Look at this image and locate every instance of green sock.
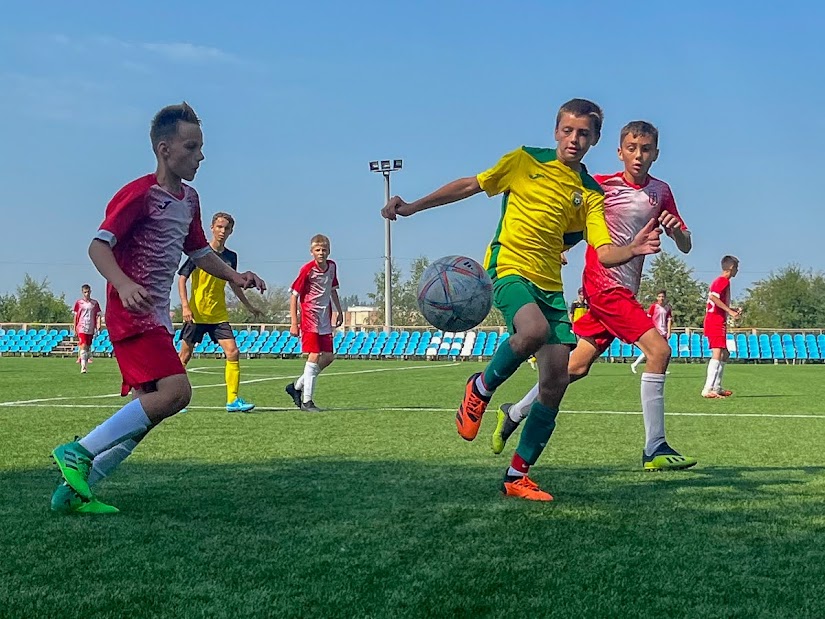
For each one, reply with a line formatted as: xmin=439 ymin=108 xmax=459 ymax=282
xmin=482 ymin=339 xmax=529 ymax=391
xmin=515 ymin=401 xmax=559 ymax=465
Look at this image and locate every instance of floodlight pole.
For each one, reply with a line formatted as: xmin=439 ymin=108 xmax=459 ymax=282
xmin=383 ymin=171 xmax=393 ymax=334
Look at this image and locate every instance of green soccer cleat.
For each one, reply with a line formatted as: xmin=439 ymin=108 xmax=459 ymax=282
xmin=643 ymin=442 xmax=698 ymax=472
xmin=51 ymin=441 xmax=94 ymax=500
xmin=50 ymin=483 xmax=119 ymax=515
xmin=491 ymin=404 xmax=520 ymax=455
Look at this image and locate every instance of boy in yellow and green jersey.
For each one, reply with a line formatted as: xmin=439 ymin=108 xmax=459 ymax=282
xmin=382 ymin=98 xmax=663 ymax=501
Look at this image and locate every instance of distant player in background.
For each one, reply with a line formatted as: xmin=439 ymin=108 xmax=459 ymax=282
xmin=631 ymin=289 xmax=672 ymax=374
xmin=702 ymin=255 xmax=740 ymax=398
xmin=568 ymin=287 xmax=589 ymax=324
xmin=73 ymin=284 xmax=102 ymax=374
xmin=178 ymin=211 xmax=263 ymax=413
xmin=50 ymin=102 xmax=266 ymax=515
xmin=493 ymin=120 xmax=697 ymax=473
xmin=285 ymin=234 xmax=343 ymax=412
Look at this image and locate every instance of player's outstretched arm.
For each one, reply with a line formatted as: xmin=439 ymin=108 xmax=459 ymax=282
xmin=596 ymin=218 xmax=662 ymax=268
xmin=708 ymin=295 xmax=741 ymax=318
xmin=659 ymin=212 xmax=692 ymax=253
xmin=193 ymin=252 xmax=266 ymax=293
xmin=229 ymin=282 xmax=264 ymax=318
xmin=89 ymin=239 xmax=152 ymax=313
xmin=381 ymin=177 xmax=482 ymax=220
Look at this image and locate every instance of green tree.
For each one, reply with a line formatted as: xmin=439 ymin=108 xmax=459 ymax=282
xmin=741 ymin=265 xmax=825 ymax=328
xmin=0 ymin=293 xmax=18 ymax=322
xmin=226 ymin=286 xmax=292 ymax=324
xmin=10 ymin=275 xmax=72 ymax=323
xmin=638 ymin=252 xmax=706 ymax=328
xmin=339 ymin=294 xmax=367 ymax=310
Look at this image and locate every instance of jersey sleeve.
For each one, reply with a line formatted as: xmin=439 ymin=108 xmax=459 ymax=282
xmin=647 ymin=304 xmax=656 ymax=317
xmin=178 ymin=257 xmax=198 ymax=278
xmin=183 ymin=198 xmax=210 ymax=257
xmin=583 ymin=192 xmax=613 ymax=249
xmin=227 ymin=250 xmax=238 ymax=271
xmin=331 ymin=261 xmax=339 ymax=289
xmin=660 ymin=183 xmax=688 ymax=232
xmin=290 ymin=264 xmax=310 ymax=298
xmin=72 ymin=301 xmax=79 ymax=314
xmin=476 ymin=148 xmax=523 ymax=197
xmin=709 ymin=277 xmax=729 ymax=298
xmin=95 ymin=180 xmax=151 ymax=248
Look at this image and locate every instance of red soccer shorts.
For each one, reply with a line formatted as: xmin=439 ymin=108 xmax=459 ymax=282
xmin=77 ymin=333 xmax=93 ymax=347
xmin=573 ymin=287 xmax=656 ymax=353
xmin=301 ymin=331 xmax=333 ymax=354
xmin=703 ymin=321 xmax=727 ymax=350
xmin=112 ymin=326 xmax=186 ymax=396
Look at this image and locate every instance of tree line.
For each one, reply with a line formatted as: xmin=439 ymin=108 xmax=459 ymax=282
xmin=3 ymin=256 xmax=825 ymax=330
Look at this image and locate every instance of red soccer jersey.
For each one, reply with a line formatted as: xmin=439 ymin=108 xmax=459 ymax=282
xmin=648 ymin=302 xmax=672 ymax=337
xmin=583 ymin=173 xmax=687 ymax=295
xmin=704 ymin=276 xmax=731 ymax=329
xmin=291 ymin=260 xmax=339 ymax=335
xmin=73 ymin=298 xmax=102 ymax=335
xmin=95 ymin=174 xmax=210 ymax=342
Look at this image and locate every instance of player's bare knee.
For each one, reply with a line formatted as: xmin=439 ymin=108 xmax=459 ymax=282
xmin=226 ymin=349 xmax=240 ymax=362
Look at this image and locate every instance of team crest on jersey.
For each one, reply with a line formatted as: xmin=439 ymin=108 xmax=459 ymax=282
xmin=647 ymin=190 xmax=658 ymax=206
xmin=572 ymin=192 xmax=583 ymax=207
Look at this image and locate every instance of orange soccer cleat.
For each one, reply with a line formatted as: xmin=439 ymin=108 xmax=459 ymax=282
xmin=501 ymin=475 xmax=554 ymax=502
xmin=455 ymin=373 xmax=491 ymax=441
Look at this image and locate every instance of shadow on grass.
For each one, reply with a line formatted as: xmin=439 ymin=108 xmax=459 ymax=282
xmin=2 ymin=460 xmax=824 ymax=619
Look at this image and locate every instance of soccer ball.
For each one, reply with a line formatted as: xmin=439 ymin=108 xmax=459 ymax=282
xmin=417 ymin=255 xmax=493 ymax=331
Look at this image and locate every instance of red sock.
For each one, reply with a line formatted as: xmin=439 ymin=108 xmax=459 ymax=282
xmin=509 ymin=452 xmax=530 ymax=476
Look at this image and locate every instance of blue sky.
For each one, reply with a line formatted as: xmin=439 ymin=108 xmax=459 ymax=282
xmin=1 ymin=0 xmax=823 ymax=309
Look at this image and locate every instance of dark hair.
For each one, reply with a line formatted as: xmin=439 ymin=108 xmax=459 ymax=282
xmin=556 ymin=98 xmax=603 ymax=140
xmin=81 ymin=284 xmax=91 ymax=291
xmin=620 ymin=120 xmax=659 ymax=147
xmin=721 ymin=255 xmax=739 ymax=270
xmin=212 ymin=212 xmax=235 ymax=228
xmin=150 ymin=102 xmax=200 ymax=151
xmin=657 ymin=289 xmax=667 ymax=296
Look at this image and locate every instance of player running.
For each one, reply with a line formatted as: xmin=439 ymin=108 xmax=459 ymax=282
xmin=178 ymin=211 xmax=263 ymax=413
xmin=493 ymin=121 xmax=697 ymax=473
xmin=72 ymin=284 xmax=102 ymax=374
xmin=49 ymin=102 xmax=265 ymax=514
xmin=383 ymin=100 xmax=662 ymax=501
xmin=284 ymin=234 xmax=343 ymax=412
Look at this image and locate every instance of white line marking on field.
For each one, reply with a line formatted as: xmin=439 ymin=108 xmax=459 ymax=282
xmin=4 ymin=402 xmax=825 ymax=420
xmin=0 ymin=363 xmax=460 ymax=407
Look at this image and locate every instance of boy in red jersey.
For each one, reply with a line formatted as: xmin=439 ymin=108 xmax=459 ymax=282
xmin=494 ymin=121 xmax=697 ymax=472
xmin=701 ymin=255 xmax=740 ymax=398
xmin=72 ymin=284 xmax=102 ymax=374
xmin=285 ymin=234 xmax=343 ymax=412
xmin=50 ymin=102 xmax=266 ymax=514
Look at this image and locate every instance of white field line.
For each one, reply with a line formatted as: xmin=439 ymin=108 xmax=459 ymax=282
xmin=0 ymin=363 xmax=460 ymax=407
xmin=4 ymin=402 xmax=825 ymax=420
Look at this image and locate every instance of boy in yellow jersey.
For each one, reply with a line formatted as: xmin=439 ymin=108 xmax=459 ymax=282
xmin=178 ymin=212 xmax=263 ymax=413
xmin=382 ymin=99 xmax=662 ymax=501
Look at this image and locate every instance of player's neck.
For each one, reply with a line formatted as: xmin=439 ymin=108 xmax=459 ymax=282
xmin=622 ymin=170 xmax=649 ymax=187
xmin=315 ymin=259 xmax=328 ymax=270
xmin=155 ymin=166 xmax=184 ymax=198
xmin=210 ymin=238 xmax=225 ymax=252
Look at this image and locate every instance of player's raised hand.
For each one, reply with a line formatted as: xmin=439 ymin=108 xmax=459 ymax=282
xmin=658 ymin=211 xmax=682 ymax=235
xmin=118 ymin=281 xmax=152 ymax=313
xmin=235 ymin=271 xmax=267 ymax=293
xmin=382 ymin=196 xmax=414 ymax=221
xmin=630 ymin=218 xmax=663 ymax=256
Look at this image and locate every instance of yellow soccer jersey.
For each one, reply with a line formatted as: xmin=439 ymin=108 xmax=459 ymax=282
xmin=477 ymin=147 xmax=612 ymax=292
xmin=178 ymin=247 xmax=238 ymax=324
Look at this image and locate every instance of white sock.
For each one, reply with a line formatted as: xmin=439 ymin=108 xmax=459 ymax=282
xmin=703 ymin=359 xmax=721 ymax=393
xmin=474 ymin=375 xmax=493 ymax=398
xmin=87 ymin=435 xmax=144 ymax=486
xmin=295 ymin=375 xmax=305 ymax=391
xmin=80 ymin=349 xmax=89 ymax=370
xmin=510 ymin=383 xmax=539 ymax=422
xmin=712 ymin=362 xmax=725 ymax=391
xmin=632 ymin=352 xmax=645 ymax=368
xmin=78 ymin=399 xmax=152 ymax=456
xmin=507 ymin=467 xmax=525 ymax=477
xmin=302 ymin=362 xmax=321 ymax=403
xmin=641 ymin=373 xmax=666 ymax=455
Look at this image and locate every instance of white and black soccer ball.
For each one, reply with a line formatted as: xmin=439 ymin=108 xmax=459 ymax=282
xmin=417 ymin=255 xmax=493 ymax=331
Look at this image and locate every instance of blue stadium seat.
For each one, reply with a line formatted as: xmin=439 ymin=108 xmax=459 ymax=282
xmin=609 ymin=340 xmax=621 ymax=359
xmin=805 ymin=334 xmax=820 ymax=360
xmin=6 ymin=329 xmax=16 ymax=336
xmin=793 ymin=334 xmax=808 ymax=360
